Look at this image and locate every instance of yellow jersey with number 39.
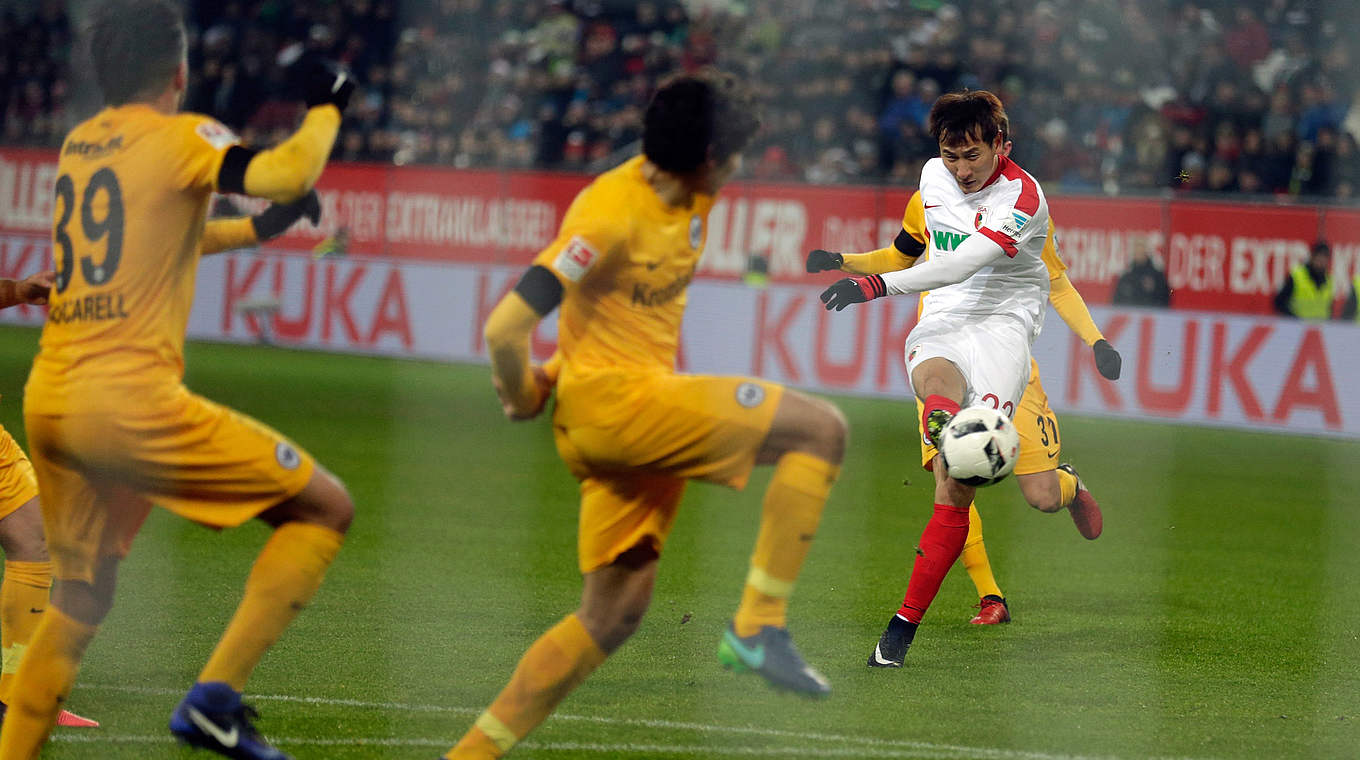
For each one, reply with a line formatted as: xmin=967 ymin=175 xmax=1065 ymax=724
xmin=27 ymin=104 xmax=240 ymax=413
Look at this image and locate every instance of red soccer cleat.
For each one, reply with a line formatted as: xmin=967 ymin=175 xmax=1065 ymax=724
xmin=56 ymin=709 xmax=99 ymax=727
xmin=1058 ymin=463 xmax=1102 ymax=540
xmin=970 ymin=595 xmax=1010 ymax=624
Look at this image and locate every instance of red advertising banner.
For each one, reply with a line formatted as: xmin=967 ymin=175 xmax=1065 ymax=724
xmin=4 ymin=146 xmax=1359 ymax=315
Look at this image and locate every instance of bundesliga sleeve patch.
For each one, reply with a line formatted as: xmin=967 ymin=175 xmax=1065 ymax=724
xmin=552 ymin=236 xmax=601 ymax=282
xmin=998 ymin=209 xmax=1030 ymax=239
xmin=194 ymin=120 xmax=240 ymax=151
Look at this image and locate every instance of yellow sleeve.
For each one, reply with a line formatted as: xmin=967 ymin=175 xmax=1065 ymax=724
xmin=840 ymin=246 xmax=918 ymax=275
xmin=200 ymin=217 xmax=259 ymax=255
xmin=241 ymin=105 xmax=342 ymax=203
xmin=839 ymin=191 xmax=925 ymax=274
xmin=1039 ymin=218 xmax=1067 ymax=276
xmin=171 ymin=115 xmax=241 ymax=192
xmin=1041 ymin=217 xmax=1104 ymax=346
xmin=902 ymin=190 xmax=927 ymax=243
xmin=530 ymin=181 xmax=627 ymax=291
xmin=484 ymin=291 xmax=547 ymax=411
xmin=1050 ymin=273 xmax=1104 ymax=346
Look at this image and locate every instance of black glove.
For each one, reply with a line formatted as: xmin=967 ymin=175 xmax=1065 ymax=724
xmin=302 ymin=58 xmax=356 ymax=112
xmin=251 ymin=189 xmax=322 ymax=241
xmin=820 ymin=275 xmax=885 ymax=311
xmin=805 ymin=249 xmax=844 ymax=273
xmin=1093 ymin=339 xmax=1121 ymax=380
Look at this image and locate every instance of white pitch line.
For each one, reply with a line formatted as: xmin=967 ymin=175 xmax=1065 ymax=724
xmin=77 ymin=683 xmax=1211 ymax=760
xmin=44 ymin=734 xmax=1121 ymax=759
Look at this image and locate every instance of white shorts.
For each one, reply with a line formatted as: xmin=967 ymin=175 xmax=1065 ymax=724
xmin=903 ymin=315 xmax=1031 ymax=418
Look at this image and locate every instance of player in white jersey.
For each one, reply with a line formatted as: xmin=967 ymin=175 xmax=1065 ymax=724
xmin=820 ymin=90 xmax=1051 ymax=662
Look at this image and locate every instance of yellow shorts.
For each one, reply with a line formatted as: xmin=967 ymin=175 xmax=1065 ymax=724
xmin=0 ymin=424 xmax=39 ymax=521
xmin=24 ymin=383 xmax=316 ymax=584
xmin=918 ymin=359 xmax=1061 ymax=476
xmin=553 ymin=370 xmax=783 ymax=573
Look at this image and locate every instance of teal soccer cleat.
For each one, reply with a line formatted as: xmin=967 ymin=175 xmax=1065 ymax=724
xmin=717 ymin=622 xmax=831 ymax=696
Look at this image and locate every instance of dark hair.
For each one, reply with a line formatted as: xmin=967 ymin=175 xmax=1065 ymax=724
xmin=928 ymin=89 xmax=1008 ymax=148
xmin=643 ymin=69 xmax=760 ymax=174
xmin=1312 ymin=240 xmax=1331 ymax=255
xmin=87 ymin=0 xmax=186 ymax=106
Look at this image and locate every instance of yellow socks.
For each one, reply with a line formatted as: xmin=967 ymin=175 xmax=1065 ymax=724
xmin=197 ymin=522 xmax=343 ymax=690
xmin=0 ymin=560 xmax=52 ymax=704
xmin=1057 ymin=468 xmax=1078 ymax=509
xmin=447 ymin=614 xmax=607 ymax=759
xmin=0 ymin=606 xmax=96 ymax=759
xmin=960 ymin=505 xmax=1003 ymax=600
xmin=734 ymin=452 xmax=839 ymax=637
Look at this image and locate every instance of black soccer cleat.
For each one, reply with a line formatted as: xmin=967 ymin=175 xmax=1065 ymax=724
xmin=868 ymin=614 xmax=918 ymax=668
xmin=170 ymin=682 xmax=292 ymax=760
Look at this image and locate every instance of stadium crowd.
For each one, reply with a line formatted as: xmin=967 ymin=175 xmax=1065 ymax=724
xmin=3 ymin=0 xmax=1359 ymax=198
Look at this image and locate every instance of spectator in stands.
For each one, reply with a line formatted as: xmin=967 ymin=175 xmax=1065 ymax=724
xmin=1204 ymin=157 xmax=1239 ymax=193
xmin=1113 ymin=238 xmax=1172 ymax=308
xmin=1341 ymin=275 xmax=1359 ymax=322
xmin=1274 ymin=241 xmax=1337 ymax=320
xmin=11 ymin=0 xmax=1360 ymax=201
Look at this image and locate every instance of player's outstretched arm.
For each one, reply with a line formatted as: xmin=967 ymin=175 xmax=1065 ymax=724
xmin=202 ymin=190 xmax=323 ymax=255
xmin=1049 ymin=271 xmax=1120 ymax=380
xmin=807 ymin=231 xmax=926 ymax=276
xmin=485 ymin=266 xmax=561 ymax=421
xmin=821 ymin=231 xmax=1004 ymax=310
xmin=0 ymin=270 xmax=55 ymax=310
xmin=216 ymin=61 xmax=355 ymax=204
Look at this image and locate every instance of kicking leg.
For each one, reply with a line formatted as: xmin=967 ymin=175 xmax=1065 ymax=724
xmin=446 ymin=545 xmax=655 ymax=759
xmin=170 ymin=466 xmax=352 ymax=759
xmin=0 ymin=555 xmax=114 ymax=760
xmin=719 ymin=390 xmax=844 ymax=695
xmin=0 ymin=498 xmax=99 ymax=728
xmin=871 ymin=358 xmax=974 ymax=667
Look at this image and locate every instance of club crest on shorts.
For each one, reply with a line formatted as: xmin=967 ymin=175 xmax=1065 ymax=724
xmin=908 ymin=345 xmax=920 ymax=362
xmin=689 ymin=215 xmax=703 ymax=249
xmin=735 ymin=382 xmax=765 ymax=408
xmin=275 ymin=442 xmax=301 ymax=470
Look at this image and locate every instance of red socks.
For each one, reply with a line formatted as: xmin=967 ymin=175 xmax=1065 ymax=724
xmin=896 ymin=503 xmax=971 ymax=623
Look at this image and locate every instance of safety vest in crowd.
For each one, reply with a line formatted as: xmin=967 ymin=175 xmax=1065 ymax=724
xmin=1354 ymin=274 xmax=1360 ymax=323
xmin=1289 ymin=265 xmax=1333 ymax=320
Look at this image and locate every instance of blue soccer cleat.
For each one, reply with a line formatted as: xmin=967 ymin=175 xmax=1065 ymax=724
xmin=169 ymin=682 xmax=292 ymax=760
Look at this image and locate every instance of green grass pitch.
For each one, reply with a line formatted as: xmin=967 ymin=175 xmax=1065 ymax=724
xmin=0 ymin=325 xmax=1355 ymax=759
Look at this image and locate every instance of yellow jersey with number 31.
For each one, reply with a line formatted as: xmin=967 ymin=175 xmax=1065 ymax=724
xmin=27 ymin=104 xmax=239 ymax=413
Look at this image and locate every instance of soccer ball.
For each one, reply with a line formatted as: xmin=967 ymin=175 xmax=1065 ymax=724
xmin=939 ymin=406 xmax=1020 ymax=487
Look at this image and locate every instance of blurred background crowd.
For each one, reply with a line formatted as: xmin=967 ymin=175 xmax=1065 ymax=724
xmin=3 ymin=0 xmax=1360 ymax=198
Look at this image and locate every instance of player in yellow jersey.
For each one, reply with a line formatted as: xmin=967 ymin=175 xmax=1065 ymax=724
xmin=446 ymin=70 xmax=848 ymax=759
xmin=0 ymin=195 xmax=317 ymax=735
xmin=0 ymin=2 xmax=354 ymax=758
xmin=807 ymin=137 xmax=1122 ymax=666
xmin=0 ymin=271 xmax=98 ymax=730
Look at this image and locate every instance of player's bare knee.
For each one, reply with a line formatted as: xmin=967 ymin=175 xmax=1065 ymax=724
xmin=52 ymin=563 xmax=119 ymax=626
xmin=318 ymin=471 xmax=355 ymax=534
xmin=808 ymin=399 xmax=848 ymax=464
xmin=0 ymin=499 xmax=49 ymax=562
xmin=1018 ymin=473 xmax=1062 ymax=513
xmin=261 ymin=468 xmax=354 ymax=534
xmin=579 ymin=586 xmax=651 ymax=653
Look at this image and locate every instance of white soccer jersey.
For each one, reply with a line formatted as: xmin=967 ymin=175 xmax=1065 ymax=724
xmin=916 ymin=155 xmax=1050 ymax=339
